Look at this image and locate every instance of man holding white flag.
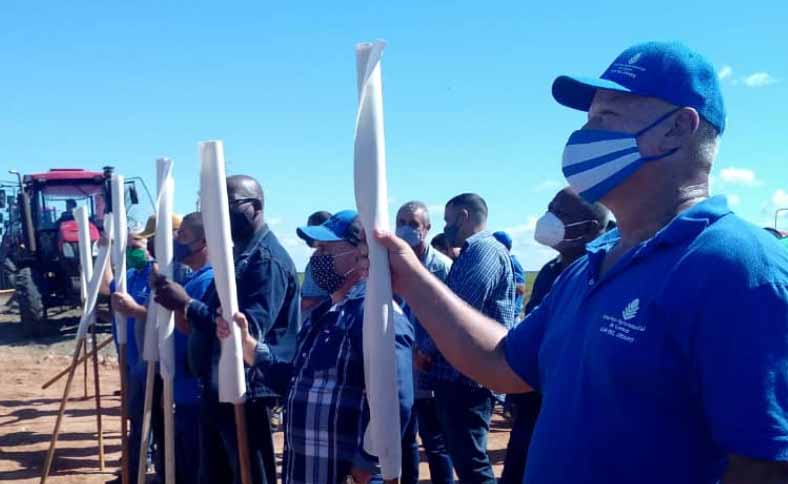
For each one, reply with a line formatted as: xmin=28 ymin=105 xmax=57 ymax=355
xmin=153 ymin=174 xmax=300 ymax=484
xmin=280 ymin=210 xmax=414 ymax=484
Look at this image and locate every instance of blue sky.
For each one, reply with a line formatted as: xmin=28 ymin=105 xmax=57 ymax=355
xmin=1 ymin=1 xmax=786 ymax=270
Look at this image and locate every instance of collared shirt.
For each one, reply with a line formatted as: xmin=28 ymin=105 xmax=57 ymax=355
xmin=174 ymin=264 xmax=213 ymax=406
xmin=111 ymin=263 xmax=153 ymax=380
xmin=187 ymin=224 xmax=301 ymax=399
xmin=400 ymin=245 xmax=451 ymax=397
xmin=504 ymin=196 xmax=788 ymax=484
xmin=424 ymin=230 xmax=515 ymax=387
xmin=283 ymin=282 xmax=414 ymax=484
xmin=510 ymin=254 xmax=526 ymax=317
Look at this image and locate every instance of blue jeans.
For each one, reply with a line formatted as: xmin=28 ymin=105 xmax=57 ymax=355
xmin=434 ymin=382 xmax=496 ymax=484
xmin=401 ymin=398 xmax=455 ymax=484
xmin=500 ymin=393 xmax=542 ymax=484
xmin=175 ymin=402 xmax=201 ymax=484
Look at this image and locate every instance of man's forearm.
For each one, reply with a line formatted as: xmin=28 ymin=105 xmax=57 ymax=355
xmin=399 ymin=265 xmax=531 ymax=393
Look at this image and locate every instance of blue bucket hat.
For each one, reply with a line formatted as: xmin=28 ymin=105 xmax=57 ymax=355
xmin=552 ymin=41 xmax=726 ymax=134
xmin=297 ymin=209 xmax=363 ymax=245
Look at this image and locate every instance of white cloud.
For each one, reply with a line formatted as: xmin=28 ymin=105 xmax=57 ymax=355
xmin=726 ymin=194 xmax=741 ymax=207
xmin=719 ymin=167 xmax=758 ymax=186
xmin=267 ymin=216 xmax=284 ymax=226
xmin=718 ymin=65 xmax=733 ymax=80
xmin=744 ymin=72 xmax=778 ymax=88
xmin=773 ymin=189 xmax=788 ymax=208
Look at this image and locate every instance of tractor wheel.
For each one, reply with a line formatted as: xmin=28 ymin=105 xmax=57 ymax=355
xmin=14 ymin=267 xmax=44 ymax=337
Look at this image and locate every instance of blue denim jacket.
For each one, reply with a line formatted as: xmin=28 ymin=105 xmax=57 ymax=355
xmin=186 ymin=224 xmax=301 ymax=399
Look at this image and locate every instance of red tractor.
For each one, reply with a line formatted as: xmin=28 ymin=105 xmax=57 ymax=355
xmin=0 ymin=166 xmax=153 ymax=336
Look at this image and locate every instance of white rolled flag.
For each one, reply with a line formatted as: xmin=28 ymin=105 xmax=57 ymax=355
xmin=353 ymin=40 xmax=401 ymax=479
xmin=75 ymin=206 xmax=94 ymax=304
xmin=199 ymin=140 xmax=246 ymax=404
xmin=111 ymin=175 xmax=128 ymax=344
xmin=75 ymin=216 xmax=113 ymax=341
xmin=155 ymin=158 xmax=176 ymax=379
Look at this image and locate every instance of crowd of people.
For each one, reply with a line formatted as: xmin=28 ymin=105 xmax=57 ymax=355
xmin=102 ymin=40 xmax=788 ymax=484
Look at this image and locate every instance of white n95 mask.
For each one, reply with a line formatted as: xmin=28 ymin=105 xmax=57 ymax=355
xmin=534 ymin=212 xmax=591 ymax=248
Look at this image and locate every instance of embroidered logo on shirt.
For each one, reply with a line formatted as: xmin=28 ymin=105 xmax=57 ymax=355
xmin=621 ymin=298 xmax=640 ymax=321
xmin=600 ymin=298 xmax=646 ymax=344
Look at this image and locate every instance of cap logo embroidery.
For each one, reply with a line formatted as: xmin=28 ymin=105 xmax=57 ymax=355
xmin=628 ymin=52 xmax=642 ymax=65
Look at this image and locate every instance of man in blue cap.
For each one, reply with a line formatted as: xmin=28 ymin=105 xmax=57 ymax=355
xmin=280 ymin=210 xmax=414 ymax=484
xmin=369 ymin=42 xmax=788 ymax=483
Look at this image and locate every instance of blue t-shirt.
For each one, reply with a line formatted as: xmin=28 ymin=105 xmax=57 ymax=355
xmin=504 ymin=196 xmax=788 ymax=484
xmin=111 ymin=263 xmax=153 ymax=380
xmin=176 ymin=264 xmax=214 ymax=405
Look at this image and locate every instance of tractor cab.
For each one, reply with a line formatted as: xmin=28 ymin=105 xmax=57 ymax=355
xmin=0 ymin=166 xmax=154 ymax=336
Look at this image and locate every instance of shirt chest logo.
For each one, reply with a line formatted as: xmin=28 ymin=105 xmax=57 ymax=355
xmin=600 ymin=298 xmax=646 ymax=344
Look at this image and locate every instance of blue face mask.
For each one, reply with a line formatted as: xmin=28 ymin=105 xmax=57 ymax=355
xmin=561 ymin=107 xmax=681 ymax=203
xmin=173 ymin=240 xmax=195 ymax=263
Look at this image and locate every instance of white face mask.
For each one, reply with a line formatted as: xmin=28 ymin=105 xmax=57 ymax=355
xmin=534 ymin=212 xmax=592 ymax=248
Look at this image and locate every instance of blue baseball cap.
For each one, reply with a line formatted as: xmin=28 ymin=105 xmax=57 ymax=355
xmin=552 ymin=41 xmax=726 ymax=134
xmin=492 ymin=231 xmax=513 ymax=251
xmin=297 ymin=209 xmax=363 ymax=244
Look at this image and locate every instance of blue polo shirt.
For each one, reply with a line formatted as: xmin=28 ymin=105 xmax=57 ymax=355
xmin=175 ymin=264 xmax=213 ymax=405
xmin=504 ymin=196 xmax=788 ymax=484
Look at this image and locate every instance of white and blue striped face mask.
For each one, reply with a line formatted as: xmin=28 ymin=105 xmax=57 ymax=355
xmin=561 ymin=107 xmax=681 ymax=203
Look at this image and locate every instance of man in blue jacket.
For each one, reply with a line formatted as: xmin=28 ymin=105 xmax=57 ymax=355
xmin=153 ymin=175 xmax=301 ymax=484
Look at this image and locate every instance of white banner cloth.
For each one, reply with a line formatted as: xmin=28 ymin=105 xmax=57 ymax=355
xmin=353 ymin=40 xmax=401 ymax=479
xmin=155 ymin=158 xmax=176 ymax=379
xmin=75 ymin=216 xmax=113 ymax=341
xmin=199 ymin=140 xmax=246 ymax=404
xmin=111 ymin=175 xmax=129 ymax=344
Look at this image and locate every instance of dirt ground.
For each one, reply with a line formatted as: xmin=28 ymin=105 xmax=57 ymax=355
xmin=0 ymin=300 xmax=513 ymax=483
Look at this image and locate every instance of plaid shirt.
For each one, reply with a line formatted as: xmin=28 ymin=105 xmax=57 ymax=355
xmin=283 ymin=282 xmax=414 ymax=484
xmin=422 ymin=230 xmax=515 ymax=387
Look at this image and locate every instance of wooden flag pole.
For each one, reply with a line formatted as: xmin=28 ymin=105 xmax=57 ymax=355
xmin=137 ymin=360 xmax=156 ymax=483
xmin=199 ymin=141 xmax=252 ymax=484
xmin=110 ymin=174 xmax=130 ymax=484
xmin=119 ymin=345 xmax=130 ymax=484
xmin=91 ymin=322 xmax=105 ymax=470
xmin=83 ymin=339 xmax=89 ymax=398
xmin=40 ymin=342 xmax=83 ymax=484
xmin=234 ymin=404 xmax=253 ymax=484
xmin=41 ymin=337 xmax=113 ymax=390
xmin=154 ymin=158 xmax=177 ymax=484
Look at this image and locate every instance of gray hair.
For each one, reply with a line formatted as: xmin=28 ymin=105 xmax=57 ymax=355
xmin=398 ymin=200 xmax=430 ymax=225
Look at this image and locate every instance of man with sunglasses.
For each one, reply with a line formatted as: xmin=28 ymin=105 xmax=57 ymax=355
xmin=153 ymin=175 xmax=301 ymax=484
xmin=370 ymin=42 xmax=788 ymax=483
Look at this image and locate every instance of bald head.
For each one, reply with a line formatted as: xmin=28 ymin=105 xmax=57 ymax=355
xmin=227 ymin=175 xmax=264 ymax=211
xmin=226 ymin=175 xmax=265 ymax=240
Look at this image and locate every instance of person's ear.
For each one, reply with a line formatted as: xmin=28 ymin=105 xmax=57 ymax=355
xmin=664 ymin=107 xmax=700 ymax=149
